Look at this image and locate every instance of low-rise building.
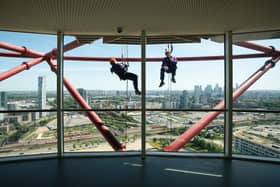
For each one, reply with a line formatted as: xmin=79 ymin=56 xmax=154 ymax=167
xmin=234 ymin=127 xmax=280 ymax=158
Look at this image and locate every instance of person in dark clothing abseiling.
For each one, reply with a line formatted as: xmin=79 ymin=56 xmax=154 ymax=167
xmin=159 ymin=49 xmax=178 ymax=87
xmin=110 ymin=58 xmax=141 ymax=95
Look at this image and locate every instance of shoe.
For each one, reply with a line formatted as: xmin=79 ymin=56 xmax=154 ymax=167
xmin=159 ymin=81 xmax=165 ymax=87
xmin=171 ymin=77 xmax=176 ymax=83
xmin=135 ymin=90 xmax=141 ymax=95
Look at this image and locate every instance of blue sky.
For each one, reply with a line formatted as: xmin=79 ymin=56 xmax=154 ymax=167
xmin=0 ymin=31 xmax=279 ymax=91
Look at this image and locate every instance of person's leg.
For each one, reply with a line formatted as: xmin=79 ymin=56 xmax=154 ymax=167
xmin=171 ymin=65 xmax=177 ymax=83
xmin=160 ymin=67 xmax=165 ymax=81
xmin=159 ymin=67 xmax=166 ymax=87
xmin=123 ymin=72 xmax=141 ymax=95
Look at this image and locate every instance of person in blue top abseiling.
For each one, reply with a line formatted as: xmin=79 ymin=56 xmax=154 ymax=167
xmin=110 ymin=58 xmax=141 ymax=95
xmin=159 ymin=45 xmax=178 ymax=87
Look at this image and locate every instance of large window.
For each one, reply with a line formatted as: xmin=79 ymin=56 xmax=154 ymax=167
xmin=233 ymin=112 xmax=280 ymax=158
xmin=63 ymin=36 xmax=141 ymax=152
xmin=146 ymin=111 xmax=224 ymax=152
xmin=232 ymin=33 xmax=280 ymax=159
xmin=146 ymin=38 xmax=225 ymax=153
xmin=0 ymin=31 xmax=57 ymax=157
xmin=1 ymin=30 xmax=279 ymax=161
xmin=63 ymin=111 xmax=141 ymax=152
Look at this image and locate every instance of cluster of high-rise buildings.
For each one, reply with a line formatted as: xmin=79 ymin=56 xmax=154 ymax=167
xmin=1 ymin=77 xmax=279 ymax=158
xmin=0 ymin=76 xmax=48 ymax=133
xmin=162 ymin=84 xmax=223 ymax=109
xmin=1 ymin=76 xmax=47 ymax=111
xmin=77 ymin=88 xmax=91 ymax=108
xmin=193 ymin=84 xmax=223 ymax=103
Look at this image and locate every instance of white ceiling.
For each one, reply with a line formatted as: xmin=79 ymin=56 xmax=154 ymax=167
xmin=0 ymin=0 xmax=280 ymax=37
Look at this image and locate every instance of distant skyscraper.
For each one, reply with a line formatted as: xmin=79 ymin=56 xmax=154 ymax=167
xmin=179 ymin=90 xmax=189 ymax=108
xmin=0 ymin=92 xmax=8 ymax=109
xmin=204 ymin=85 xmax=213 ymax=95
xmin=194 ymin=85 xmax=202 ymax=103
xmin=213 ymin=83 xmax=222 ymax=96
xmin=200 ymin=95 xmax=208 ymax=105
xmin=0 ymin=92 xmax=5 ymax=120
xmin=38 ymin=76 xmax=46 ymax=117
xmin=77 ymin=88 xmax=89 ymax=108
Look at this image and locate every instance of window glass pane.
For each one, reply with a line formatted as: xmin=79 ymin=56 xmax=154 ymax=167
xmin=147 ymin=39 xmax=224 ymax=109
xmin=63 ymin=36 xmax=141 ymax=110
xmin=64 ymin=111 xmax=141 ymax=152
xmin=232 ymin=32 xmax=280 ymax=160
xmin=233 ymin=112 xmax=280 ymax=159
xmin=0 ymin=112 xmax=57 ymax=157
xmin=63 ymin=61 xmax=141 ymax=110
xmin=0 ymin=31 xmax=57 ymax=111
xmin=146 ymin=111 xmax=224 ymax=153
xmin=233 ymin=38 xmax=280 ymax=110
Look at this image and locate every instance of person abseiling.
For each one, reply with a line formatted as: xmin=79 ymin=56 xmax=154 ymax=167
xmin=159 ymin=46 xmax=178 ymax=87
xmin=109 ymin=58 xmax=141 ymax=95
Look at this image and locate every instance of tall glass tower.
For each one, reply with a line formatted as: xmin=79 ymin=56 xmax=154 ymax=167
xmin=179 ymin=90 xmax=189 ymax=108
xmin=38 ymin=76 xmax=46 ymax=117
xmin=0 ymin=91 xmax=8 ymax=109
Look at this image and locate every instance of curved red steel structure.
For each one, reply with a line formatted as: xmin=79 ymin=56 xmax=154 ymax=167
xmin=0 ymin=39 xmax=279 ymax=152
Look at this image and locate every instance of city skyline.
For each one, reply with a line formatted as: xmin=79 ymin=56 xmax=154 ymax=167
xmin=0 ymin=85 xmax=279 ymax=157
xmin=1 ymin=82 xmax=279 ymax=92
xmin=0 ymin=71 xmax=279 ymax=157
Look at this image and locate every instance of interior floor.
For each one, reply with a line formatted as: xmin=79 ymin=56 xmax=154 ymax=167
xmin=0 ymin=156 xmax=279 ymax=187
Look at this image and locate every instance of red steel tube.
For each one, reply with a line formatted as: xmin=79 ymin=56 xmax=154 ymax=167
xmin=60 ymin=53 xmax=271 ymax=62
xmin=1 ymin=40 xmax=278 ymax=61
xmin=164 ymin=55 xmax=280 ymax=151
xmin=46 ymin=59 xmax=125 ymax=151
xmin=0 ymin=52 xmax=32 ymax=58
xmin=0 ymin=57 xmax=45 ymax=81
xmin=0 ymin=53 xmax=271 ymax=61
xmin=0 ymin=41 xmax=44 ymax=57
xmin=44 ymin=40 xmax=83 ymax=59
xmin=62 ymin=53 xmax=271 ymax=62
xmin=0 ymin=40 xmax=82 ymax=81
xmin=234 ymin=41 xmax=280 ymax=55
xmin=0 ymin=40 xmax=82 ymax=59
xmin=63 ymin=40 xmax=83 ymax=53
